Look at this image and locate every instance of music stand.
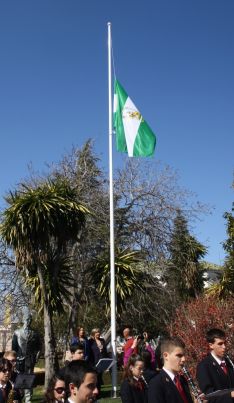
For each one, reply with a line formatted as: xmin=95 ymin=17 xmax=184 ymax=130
xmin=14 ymin=374 xmax=36 ymax=389
xmin=95 ymin=358 xmax=114 ymax=373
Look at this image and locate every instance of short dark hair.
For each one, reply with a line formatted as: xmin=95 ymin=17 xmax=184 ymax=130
xmin=64 ymin=360 xmax=97 ymax=389
xmin=0 ymin=358 xmax=12 ymax=372
xmin=70 ymin=343 xmax=84 ymax=354
xmin=206 ymin=328 xmax=226 ymax=343
xmin=160 ymin=337 xmax=185 ymax=356
xmin=141 ymin=350 xmax=152 ymax=369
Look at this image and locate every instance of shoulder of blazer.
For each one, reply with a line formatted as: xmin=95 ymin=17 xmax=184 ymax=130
xmin=160 ymin=370 xmax=174 ymax=386
xmin=198 ymin=354 xmax=218 ymax=368
xmin=207 ymin=354 xmax=224 ymax=370
xmin=149 ymin=370 xmax=169 ymax=386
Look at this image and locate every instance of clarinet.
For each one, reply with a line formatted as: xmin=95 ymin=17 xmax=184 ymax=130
xmin=182 ymin=366 xmax=202 ymax=403
xmin=226 ymin=354 xmax=234 ymax=370
xmin=140 ymin=374 xmax=148 ymax=389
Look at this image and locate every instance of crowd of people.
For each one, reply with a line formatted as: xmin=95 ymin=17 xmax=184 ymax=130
xmin=0 ymin=326 xmax=234 ymax=403
xmin=119 ymin=327 xmax=234 ymax=403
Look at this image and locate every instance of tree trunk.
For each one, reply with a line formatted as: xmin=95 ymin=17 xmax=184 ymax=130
xmin=43 ymin=301 xmax=57 ymax=387
xmin=37 ymin=264 xmax=57 ymax=388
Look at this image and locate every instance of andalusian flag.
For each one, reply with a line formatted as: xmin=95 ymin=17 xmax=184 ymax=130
xmin=113 ymin=80 xmax=156 ymax=157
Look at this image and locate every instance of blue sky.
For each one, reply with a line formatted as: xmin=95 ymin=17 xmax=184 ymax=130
xmin=0 ymin=0 xmax=233 ymax=264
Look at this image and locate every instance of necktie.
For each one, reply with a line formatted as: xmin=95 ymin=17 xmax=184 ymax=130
xmin=174 ymin=375 xmax=188 ymax=403
xmin=0 ymin=387 xmax=6 ymax=402
xmin=220 ymin=361 xmax=228 ymax=375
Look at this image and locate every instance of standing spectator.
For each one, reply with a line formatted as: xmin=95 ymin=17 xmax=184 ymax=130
xmin=139 ymin=332 xmax=156 ymax=369
xmin=124 ymin=336 xmax=141 ymax=367
xmin=123 ymin=327 xmax=133 ymax=344
xmin=120 ymin=354 xmax=147 ymax=403
xmin=89 ymin=328 xmax=108 ymax=398
xmin=117 ymin=327 xmax=133 ymax=368
xmin=89 ymin=328 xmax=108 ymax=365
xmin=71 ymin=327 xmax=90 ymax=361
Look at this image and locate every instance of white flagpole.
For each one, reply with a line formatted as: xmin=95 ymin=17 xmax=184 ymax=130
xmin=107 ymin=22 xmax=117 ymax=397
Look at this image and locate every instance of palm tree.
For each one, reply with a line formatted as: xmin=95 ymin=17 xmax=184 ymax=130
xmin=88 ymin=248 xmax=145 ymax=315
xmin=0 ymin=179 xmax=89 ymax=386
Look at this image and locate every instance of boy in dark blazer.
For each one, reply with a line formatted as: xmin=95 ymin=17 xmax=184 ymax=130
xmin=196 ymin=328 xmax=234 ymax=403
xmin=148 ymin=337 xmax=194 ymax=403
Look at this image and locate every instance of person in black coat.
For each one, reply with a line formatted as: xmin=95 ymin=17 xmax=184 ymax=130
xmin=88 ymin=328 xmax=108 ymax=398
xmin=88 ymin=328 xmax=108 ymax=366
xmin=196 ymin=328 xmax=234 ymax=403
xmin=148 ymin=337 xmax=193 ymax=403
xmin=141 ymin=350 xmax=158 ymax=385
xmin=120 ymin=354 xmax=147 ymax=403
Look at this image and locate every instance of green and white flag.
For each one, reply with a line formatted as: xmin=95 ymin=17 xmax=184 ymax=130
xmin=113 ymin=79 xmax=156 ymax=157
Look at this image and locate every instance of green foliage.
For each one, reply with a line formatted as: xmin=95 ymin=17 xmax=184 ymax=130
xmin=0 ymin=179 xmax=89 ymax=311
xmin=87 ymin=248 xmax=145 ymax=315
xmin=24 ymin=252 xmax=74 ymax=314
xmin=169 ymin=211 xmax=207 ymax=299
xmin=1 ymin=180 xmax=88 ymax=265
xmin=0 ymin=178 xmax=90 ymax=385
xmin=207 ymin=203 xmax=234 ymax=298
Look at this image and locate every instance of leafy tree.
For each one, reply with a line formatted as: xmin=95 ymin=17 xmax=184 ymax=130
xmin=47 ymin=144 xmax=209 ymax=339
xmin=0 ymin=179 xmax=89 ymax=386
xmin=49 ymin=142 xmax=110 ymax=338
xmin=168 ymin=295 xmax=234 ymax=377
xmin=3 ymin=142 xmax=208 ymax=346
xmin=207 ymin=203 xmax=234 ymax=298
xmin=169 ymin=211 xmax=207 ymax=299
xmin=87 ymin=248 xmax=145 ymax=315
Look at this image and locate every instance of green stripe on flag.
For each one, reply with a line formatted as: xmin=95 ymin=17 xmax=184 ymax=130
xmin=113 ymin=79 xmax=156 ymax=157
xmin=114 ymin=80 xmax=128 ymax=153
xmin=133 ymin=120 xmax=156 ymax=157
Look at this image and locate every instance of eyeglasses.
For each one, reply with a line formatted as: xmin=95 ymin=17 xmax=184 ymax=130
xmin=54 ymin=388 xmax=65 ymax=394
xmin=0 ymin=369 xmax=10 ymax=373
xmin=8 ymin=360 xmax=16 ymax=363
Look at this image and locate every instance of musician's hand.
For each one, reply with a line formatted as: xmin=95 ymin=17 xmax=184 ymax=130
xmin=231 ymin=391 xmax=234 ymax=398
xmin=197 ymin=393 xmax=207 ymax=402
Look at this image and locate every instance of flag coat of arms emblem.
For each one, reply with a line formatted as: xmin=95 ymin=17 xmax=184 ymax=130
xmin=113 ymin=79 xmax=156 ymax=157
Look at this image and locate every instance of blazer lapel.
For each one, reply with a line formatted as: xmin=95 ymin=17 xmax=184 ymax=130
xmin=209 ymin=354 xmax=230 ymax=383
xmin=161 ymin=370 xmax=183 ymax=402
